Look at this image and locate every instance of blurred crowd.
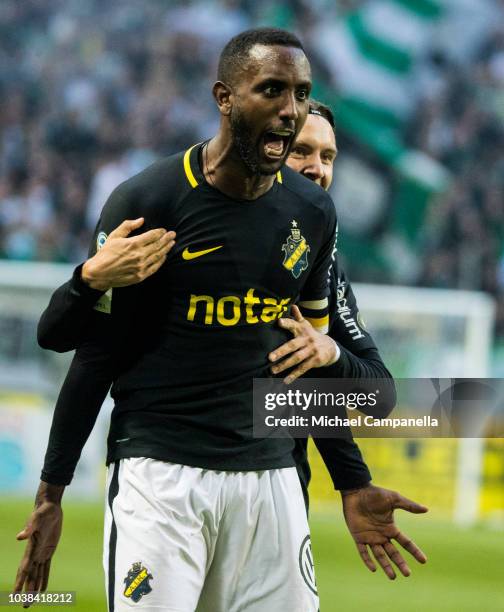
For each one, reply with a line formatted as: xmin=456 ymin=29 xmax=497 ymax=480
xmin=413 ymin=23 xmax=504 ymax=332
xmin=0 ymin=0 xmax=503 ymax=331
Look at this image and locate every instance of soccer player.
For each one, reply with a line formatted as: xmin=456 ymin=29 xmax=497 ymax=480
xmin=34 ymin=97 xmax=428 ymax=578
xmin=16 ymin=28 xmax=339 ymax=612
xmin=18 ymin=91 xmax=428 ymax=611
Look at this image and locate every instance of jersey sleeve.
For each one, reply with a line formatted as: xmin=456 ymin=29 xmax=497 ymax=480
xmin=310 ymin=344 xmax=394 ymax=490
xmin=40 ymin=344 xmax=114 ymax=485
xmin=328 ymin=267 xmax=377 ymax=352
xmin=37 ymin=186 xmax=144 ymax=352
xmin=39 ymin=154 xmax=188 ymax=484
xmin=313 ymin=437 xmax=372 ymax=491
xmin=40 ymin=186 xmax=152 ymax=483
xmin=299 ymin=205 xmax=338 ymax=334
xmin=37 ymin=169 xmax=171 ymax=350
xmin=37 ymin=264 xmax=106 ymax=352
xmin=85 ymin=187 xmax=142 ymax=316
xmin=88 ymin=188 xmax=139 ymax=258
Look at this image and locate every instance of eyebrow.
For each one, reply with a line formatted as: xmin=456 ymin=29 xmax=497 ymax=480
xmin=294 ymin=140 xmax=337 ymax=155
xmin=255 ymin=77 xmax=312 ymax=89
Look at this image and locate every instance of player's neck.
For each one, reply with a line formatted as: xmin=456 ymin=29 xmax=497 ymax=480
xmin=204 ymin=135 xmax=276 ymax=201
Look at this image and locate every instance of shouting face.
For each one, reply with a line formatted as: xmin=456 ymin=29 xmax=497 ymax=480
xmin=228 ymin=44 xmax=312 ymax=175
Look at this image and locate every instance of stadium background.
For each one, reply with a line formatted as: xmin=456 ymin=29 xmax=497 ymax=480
xmin=1 ymin=1 xmax=503 ymax=610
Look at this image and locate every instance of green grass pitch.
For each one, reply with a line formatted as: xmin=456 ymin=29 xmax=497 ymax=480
xmin=1 ymin=499 xmax=502 ymax=611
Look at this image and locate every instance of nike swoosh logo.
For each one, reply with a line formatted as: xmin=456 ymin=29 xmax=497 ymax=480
xmin=182 ymin=245 xmax=223 ymax=260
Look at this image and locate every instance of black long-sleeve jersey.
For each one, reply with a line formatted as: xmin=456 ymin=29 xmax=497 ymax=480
xmin=293 ymin=267 xmax=394 ymax=508
xmin=43 ymin=143 xmax=340 ymax=480
xmin=40 ymin=268 xmax=386 ymax=494
xmin=39 ymin=145 xmax=393 ymax=492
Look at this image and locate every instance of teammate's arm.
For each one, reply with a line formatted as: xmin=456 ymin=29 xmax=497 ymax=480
xmin=270 ymin=270 xmax=396 ymax=417
xmin=16 ymin=186 xmax=159 ymax=595
xmin=81 ymin=219 xmax=175 ymax=291
xmin=14 ymin=344 xmax=114 ymax=596
xmin=270 ymin=303 xmax=396 ymax=415
xmin=296 ymin=337 xmax=426 ymax=578
xmin=273 ymin=266 xmax=427 ymax=577
xmin=269 ymin=304 xmax=338 ymax=383
xmin=37 ymin=218 xmax=175 ymax=352
xmin=310 ymin=339 xmax=426 ymax=579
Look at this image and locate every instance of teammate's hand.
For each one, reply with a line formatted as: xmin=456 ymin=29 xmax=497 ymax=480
xmin=341 ymin=484 xmax=428 ymax=580
xmin=269 ymin=305 xmax=339 ymax=383
xmin=14 ymin=484 xmax=64 ymax=605
xmin=82 ymin=218 xmax=176 ymax=291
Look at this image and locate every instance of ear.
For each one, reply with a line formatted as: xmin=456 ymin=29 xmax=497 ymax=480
xmin=213 ymin=81 xmax=233 ymax=116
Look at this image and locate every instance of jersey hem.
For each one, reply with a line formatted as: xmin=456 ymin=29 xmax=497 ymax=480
xmin=106 ymin=447 xmax=297 ymax=472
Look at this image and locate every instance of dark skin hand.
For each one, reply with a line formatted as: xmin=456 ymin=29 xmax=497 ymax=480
xmin=14 ymin=482 xmax=65 ymax=607
xmin=341 ymin=484 xmax=428 ymax=579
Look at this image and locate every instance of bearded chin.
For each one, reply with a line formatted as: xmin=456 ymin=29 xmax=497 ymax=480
xmin=230 ymin=109 xmax=277 ymax=176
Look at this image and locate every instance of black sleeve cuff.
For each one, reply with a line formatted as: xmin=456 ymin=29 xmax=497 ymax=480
xmin=322 ymin=344 xmax=352 ymax=377
xmin=40 ymin=470 xmax=73 ymax=487
xmin=331 ymin=473 xmax=372 ymax=491
xmin=69 ymin=264 xmax=106 ymax=304
xmin=313 ymin=437 xmax=372 ymax=490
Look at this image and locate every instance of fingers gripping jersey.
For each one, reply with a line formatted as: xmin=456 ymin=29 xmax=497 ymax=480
xmin=89 ymin=143 xmax=338 ymax=471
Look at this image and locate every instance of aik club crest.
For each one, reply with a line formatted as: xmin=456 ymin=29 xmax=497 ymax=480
xmin=282 ymin=220 xmax=310 ymax=279
xmin=123 ymin=562 xmax=153 ymax=603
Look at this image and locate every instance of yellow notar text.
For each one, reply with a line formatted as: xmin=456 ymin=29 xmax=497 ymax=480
xmin=187 ymin=289 xmax=291 ymax=326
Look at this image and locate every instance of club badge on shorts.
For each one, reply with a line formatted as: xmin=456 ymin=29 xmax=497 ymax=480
xmin=282 ymin=220 xmax=310 ymax=279
xmin=123 ymin=562 xmax=153 ymax=603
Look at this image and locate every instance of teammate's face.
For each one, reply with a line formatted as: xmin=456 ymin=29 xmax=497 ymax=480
xmin=229 ymin=44 xmax=311 ymax=175
xmin=287 ymin=114 xmax=337 ymax=191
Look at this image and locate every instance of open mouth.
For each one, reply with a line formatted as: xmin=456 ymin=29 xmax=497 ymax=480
xmin=262 ymin=129 xmax=294 ymax=160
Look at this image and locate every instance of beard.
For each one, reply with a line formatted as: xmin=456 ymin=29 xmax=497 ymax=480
xmin=230 ymin=106 xmax=278 ymax=176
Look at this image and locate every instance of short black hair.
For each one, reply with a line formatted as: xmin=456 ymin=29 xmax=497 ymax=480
xmin=308 ymin=99 xmax=335 ymax=132
xmin=218 ymin=28 xmax=305 ymax=85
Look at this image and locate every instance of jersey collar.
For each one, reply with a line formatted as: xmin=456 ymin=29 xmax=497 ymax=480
xmin=183 ymin=142 xmax=283 ymax=189
xmin=183 ymin=143 xmax=205 ymax=188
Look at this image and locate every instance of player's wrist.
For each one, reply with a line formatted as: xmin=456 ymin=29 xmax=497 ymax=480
xmin=36 ymin=481 xmax=65 ymax=506
xmin=340 ymin=482 xmax=372 ymax=497
xmin=81 ymin=258 xmax=111 ymax=292
xmin=325 ymin=337 xmax=340 ymax=366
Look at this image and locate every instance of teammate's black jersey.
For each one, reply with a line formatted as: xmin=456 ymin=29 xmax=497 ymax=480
xmin=293 ymin=266 xmax=394 ymax=509
xmin=53 ymin=144 xmax=337 ymax=473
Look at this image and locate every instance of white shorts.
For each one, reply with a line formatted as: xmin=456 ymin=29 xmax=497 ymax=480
xmin=103 ymin=458 xmax=319 ymax=612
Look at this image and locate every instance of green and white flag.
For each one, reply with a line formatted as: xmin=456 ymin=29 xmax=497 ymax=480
xmin=312 ymin=0 xmax=451 ymax=193
xmin=313 ymin=0 xmax=443 ymax=120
